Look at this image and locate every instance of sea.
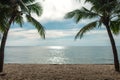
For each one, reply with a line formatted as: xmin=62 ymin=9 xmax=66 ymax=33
xmin=4 ymin=46 xmax=120 ymax=64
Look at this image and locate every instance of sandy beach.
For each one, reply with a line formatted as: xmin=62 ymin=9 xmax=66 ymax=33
xmin=0 ymin=64 xmax=120 ymax=80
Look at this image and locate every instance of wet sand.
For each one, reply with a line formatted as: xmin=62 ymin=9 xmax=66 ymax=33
xmin=0 ymin=64 xmax=120 ymax=80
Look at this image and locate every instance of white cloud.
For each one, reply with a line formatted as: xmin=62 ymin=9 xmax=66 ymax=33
xmin=23 ymin=0 xmax=92 ymax=24
xmin=46 ymin=29 xmax=76 ymax=38
xmin=8 ymin=28 xmax=39 ymax=40
xmin=8 ymin=28 xmax=76 ymax=40
xmin=33 ymin=0 xmax=90 ymax=22
xmin=6 ymin=28 xmax=120 ymax=46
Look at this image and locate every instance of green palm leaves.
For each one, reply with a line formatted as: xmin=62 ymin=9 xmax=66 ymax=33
xmin=19 ymin=0 xmax=45 ymax=38
xmin=27 ymin=3 xmax=43 ymax=16
xmin=65 ymin=7 xmax=98 ymax=23
xmin=75 ymin=21 xmax=97 ymax=39
xmin=0 ymin=3 xmax=9 ymax=32
xmin=110 ymin=20 xmax=120 ymax=35
xmin=26 ymin=15 xmax=45 ymax=39
xmin=65 ymin=7 xmax=100 ymax=39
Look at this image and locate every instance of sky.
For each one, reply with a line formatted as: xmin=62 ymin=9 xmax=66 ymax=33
xmin=4 ymin=0 xmax=120 ymax=46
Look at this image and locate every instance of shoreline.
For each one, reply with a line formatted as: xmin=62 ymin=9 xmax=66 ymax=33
xmin=4 ymin=63 xmax=114 ymax=66
xmin=1 ymin=64 xmax=120 ymax=80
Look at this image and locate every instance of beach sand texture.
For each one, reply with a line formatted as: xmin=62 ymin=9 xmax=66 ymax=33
xmin=0 ymin=64 xmax=120 ymax=80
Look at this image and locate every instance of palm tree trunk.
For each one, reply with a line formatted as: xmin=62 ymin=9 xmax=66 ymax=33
xmin=0 ymin=16 xmax=15 ymax=73
xmin=105 ymin=24 xmax=119 ymax=72
xmin=0 ymin=29 xmax=9 ymax=72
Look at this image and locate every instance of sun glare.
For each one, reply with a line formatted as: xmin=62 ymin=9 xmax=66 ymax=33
xmin=48 ymin=46 xmax=65 ymax=49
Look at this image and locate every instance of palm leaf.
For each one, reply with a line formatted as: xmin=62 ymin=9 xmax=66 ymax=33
xmin=74 ymin=8 xmax=98 ymax=23
xmin=15 ymin=15 xmax=24 ymax=27
xmin=0 ymin=20 xmax=7 ymax=32
xmin=22 ymin=0 xmax=35 ymax=4
xmin=26 ymin=14 xmax=45 ymax=39
xmin=113 ymin=2 xmax=120 ymax=14
xmin=80 ymin=7 xmax=99 ymax=18
xmin=75 ymin=21 xmax=97 ymax=39
xmin=18 ymin=0 xmax=29 ymax=13
xmin=0 ymin=11 xmax=8 ymax=32
xmin=65 ymin=10 xmax=76 ymax=19
xmin=110 ymin=20 xmax=120 ymax=35
xmin=85 ymin=0 xmax=117 ymax=15
xmin=27 ymin=3 xmax=43 ymax=16
xmin=98 ymin=20 xmax=102 ymax=28
xmin=0 ymin=19 xmax=7 ymax=32
xmin=0 ymin=3 xmax=9 ymax=8
xmin=65 ymin=8 xmax=99 ymax=23
xmin=85 ymin=0 xmax=99 ymax=7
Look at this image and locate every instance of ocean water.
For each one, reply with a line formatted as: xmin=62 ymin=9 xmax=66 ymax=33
xmin=4 ymin=46 xmax=120 ymax=64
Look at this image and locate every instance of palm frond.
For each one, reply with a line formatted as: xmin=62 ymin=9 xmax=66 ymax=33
xmin=18 ymin=0 xmax=29 ymax=13
xmin=22 ymin=0 xmax=35 ymax=4
xmin=75 ymin=7 xmax=99 ymax=23
xmin=15 ymin=15 xmax=24 ymax=27
xmin=65 ymin=7 xmax=99 ymax=23
xmin=0 ymin=3 xmax=9 ymax=8
xmin=0 ymin=12 xmax=8 ymax=32
xmin=98 ymin=20 xmax=103 ymax=28
xmin=27 ymin=3 xmax=42 ymax=16
xmin=0 ymin=21 xmax=7 ymax=32
xmin=113 ymin=1 xmax=120 ymax=14
xmin=110 ymin=20 xmax=120 ymax=35
xmin=75 ymin=21 xmax=97 ymax=39
xmin=26 ymin=14 xmax=45 ymax=39
xmin=65 ymin=10 xmax=76 ymax=19
xmin=98 ymin=1 xmax=117 ymax=14
xmin=86 ymin=0 xmax=117 ymax=15
xmin=0 ymin=20 xmax=8 ymax=32
xmin=85 ymin=0 xmax=99 ymax=6
xmin=81 ymin=7 xmax=100 ymax=17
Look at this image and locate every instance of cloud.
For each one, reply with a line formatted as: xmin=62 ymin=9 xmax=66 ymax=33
xmin=8 ymin=28 xmax=40 ymax=40
xmin=8 ymin=28 xmax=76 ymax=40
xmin=32 ymin=0 xmax=91 ymax=22
xmin=23 ymin=0 xmax=92 ymax=24
xmin=6 ymin=28 xmax=120 ymax=46
xmin=46 ymin=29 xmax=76 ymax=38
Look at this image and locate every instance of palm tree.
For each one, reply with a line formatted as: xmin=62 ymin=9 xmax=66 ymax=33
xmin=0 ymin=0 xmax=45 ymax=73
xmin=65 ymin=0 xmax=120 ymax=71
xmin=0 ymin=1 xmax=10 ymax=74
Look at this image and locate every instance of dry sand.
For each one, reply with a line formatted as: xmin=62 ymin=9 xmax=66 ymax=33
xmin=0 ymin=64 xmax=120 ymax=80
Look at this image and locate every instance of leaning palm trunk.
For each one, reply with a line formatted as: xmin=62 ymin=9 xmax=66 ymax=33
xmin=105 ymin=24 xmax=119 ymax=72
xmin=0 ymin=30 xmax=9 ymax=72
xmin=0 ymin=16 xmax=15 ymax=72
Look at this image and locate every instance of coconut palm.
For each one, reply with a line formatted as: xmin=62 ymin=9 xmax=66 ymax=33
xmin=65 ymin=0 xmax=120 ymax=71
xmin=0 ymin=0 xmax=45 ymax=73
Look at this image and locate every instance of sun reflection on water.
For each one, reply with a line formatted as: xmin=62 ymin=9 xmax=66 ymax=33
xmin=47 ymin=46 xmax=68 ymax=64
xmin=47 ymin=46 xmax=65 ymax=49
